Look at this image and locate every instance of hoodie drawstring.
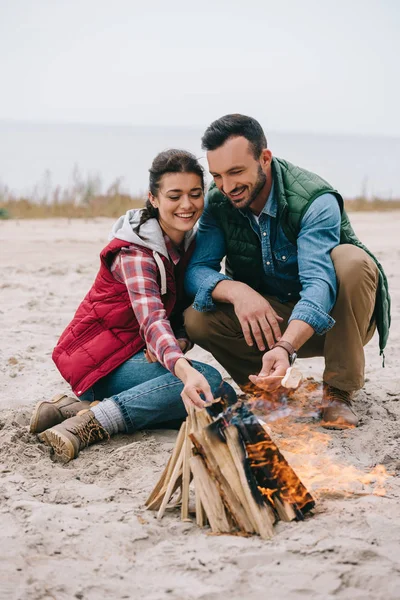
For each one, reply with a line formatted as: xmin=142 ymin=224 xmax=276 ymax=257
xmin=152 ymin=251 xmax=167 ymax=295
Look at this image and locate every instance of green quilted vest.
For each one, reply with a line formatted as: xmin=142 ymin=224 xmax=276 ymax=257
xmin=207 ymin=157 xmax=390 ymax=353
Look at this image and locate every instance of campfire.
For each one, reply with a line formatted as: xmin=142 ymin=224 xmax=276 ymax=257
xmin=147 ymin=366 xmax=391 ymax=537
xmin=146 ymin=371 xmax=315 ymax=539
xmin=245 ymin=374 xmax=390 ymax=500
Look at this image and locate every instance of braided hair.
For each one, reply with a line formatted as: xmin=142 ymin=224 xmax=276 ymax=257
xmin=138 ymin=149 xmax=205 ymax=230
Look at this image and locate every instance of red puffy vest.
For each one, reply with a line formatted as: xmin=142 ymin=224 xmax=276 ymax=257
xmin=52 ymin=238 xmax=194 ymax=396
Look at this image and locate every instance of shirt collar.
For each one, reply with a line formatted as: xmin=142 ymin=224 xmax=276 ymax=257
xmin=240 ymin=177 xmax=277 ymax=219
xmin=163 ymin=234 xmax=182 ymax=265
xmin=262 ymin=178 xmax=277 ymax=217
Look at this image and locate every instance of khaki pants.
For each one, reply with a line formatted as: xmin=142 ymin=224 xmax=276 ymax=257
xmin=185 ymin=245 xmax=378 ymax=392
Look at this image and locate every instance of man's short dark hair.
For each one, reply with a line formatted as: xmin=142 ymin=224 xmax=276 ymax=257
xmin=201 ymin=114 xmax=267 ymax=159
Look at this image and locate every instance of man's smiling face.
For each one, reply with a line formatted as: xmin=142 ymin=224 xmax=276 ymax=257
xmin=207 ymin=136 xmax=270 ymax=211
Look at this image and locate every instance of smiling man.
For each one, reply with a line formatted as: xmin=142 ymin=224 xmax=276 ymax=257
xmin=184 ymin=114 xmax=390 ymax=429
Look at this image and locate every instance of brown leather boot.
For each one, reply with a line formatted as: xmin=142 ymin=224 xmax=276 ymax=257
xmin=30 ymin=393 xmax=96 ymax=434
xmin=39 ymin=410 xmax=109 ymax=463
xmin=321 ymin=384 xmax=359 ymax=429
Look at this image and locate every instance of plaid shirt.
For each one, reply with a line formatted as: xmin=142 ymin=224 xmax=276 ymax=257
xmin=111 ymin=235 xmax=190 ymax=374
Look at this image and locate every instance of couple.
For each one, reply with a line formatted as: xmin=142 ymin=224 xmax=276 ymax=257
xmin=30 ymin=114 xmax=390 ymax=462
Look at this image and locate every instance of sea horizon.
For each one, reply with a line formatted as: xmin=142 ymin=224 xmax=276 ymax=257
xmin=1 ymin=120 xmax=399 ymax=200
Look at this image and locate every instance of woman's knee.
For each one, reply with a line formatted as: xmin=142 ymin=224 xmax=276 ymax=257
xmin=192 ymin=361 xmax=222 ymax=391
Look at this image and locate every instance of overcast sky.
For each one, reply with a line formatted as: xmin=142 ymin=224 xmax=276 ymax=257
xmin=0 ymin=0 xmax=399 ymax=136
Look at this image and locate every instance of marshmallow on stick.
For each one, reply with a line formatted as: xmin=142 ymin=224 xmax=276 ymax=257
xmin=281 ymin=366 xmax=303 ymax=389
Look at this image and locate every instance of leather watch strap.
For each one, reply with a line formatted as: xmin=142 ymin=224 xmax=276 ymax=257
xmin=272 ymin=340 xmax=297 ymax=365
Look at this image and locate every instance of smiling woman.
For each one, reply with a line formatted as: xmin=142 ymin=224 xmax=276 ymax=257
xmin=29 ymin=148 xmax=235 ymax=463
xmin=147 ymin=164 xmax=205 ymax=245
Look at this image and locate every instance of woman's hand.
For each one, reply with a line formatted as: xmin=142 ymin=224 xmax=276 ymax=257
xmin=174 ymin=358 xmax=214 ymax=412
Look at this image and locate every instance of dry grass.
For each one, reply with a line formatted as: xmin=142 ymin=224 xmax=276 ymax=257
xmin=0 ymin=194 xmax=144 ymax=219
xmin=0 ymin=174 xmax=399 ymax=220
xmin=0 ymin=172 xmax=145 ymax=219
xmin=344 ymin=197 xmax=400 ymax=212
xmin=2 ymin=197 xmax=399 ymax=219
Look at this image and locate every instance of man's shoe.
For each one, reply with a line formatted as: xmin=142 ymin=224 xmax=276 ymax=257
xmin=39 ymin=410 xmax=109 ymax=463
xmin=30 ymin=393 xmax=95 ymax=434
xmin=321 ymin=384 xmax=359 ymax=429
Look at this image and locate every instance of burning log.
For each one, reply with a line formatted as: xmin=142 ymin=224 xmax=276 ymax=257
xmin=230 ymin=403 xmax=315 ymax=520
xmin=146 ymin=400 xmax=315 ymax=538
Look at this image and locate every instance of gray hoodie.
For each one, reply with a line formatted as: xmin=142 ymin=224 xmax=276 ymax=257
xmin=109 ymin=209 xmax=196 ymax=295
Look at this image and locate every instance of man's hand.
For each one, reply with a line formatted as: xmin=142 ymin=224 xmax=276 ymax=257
xmin=248 ymin=346 xmax=290 ymax=391
xmin=233 ymin=287 xmax=283 ymax=351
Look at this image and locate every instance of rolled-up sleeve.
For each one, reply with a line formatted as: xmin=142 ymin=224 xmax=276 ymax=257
xmin=185 ymin=205 xmax=232 ymax=312
xmin=288 ymin=194 xmax=341 ymax=334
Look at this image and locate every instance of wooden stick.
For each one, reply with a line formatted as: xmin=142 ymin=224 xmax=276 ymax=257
xmin=145 ymin=421 xmax=186 ymax=508
xmin=157 ymin=441 xmax=185 ymax=520
xmin=166 ymin=489 xmax=182 ymax=510
xmin=191 ymin=427 xmax=255 ymax=534
xmin=163 ymin=421 xmax=186 ymax=486
xmin=187 ymin=408 xmax=207 ymax=527
xmin=195 ymin=493 xmax=207 ymax=528
xmin=190 ymin=455 xmax=231 ymax=533
xmin=195 ymin=409 xmax=213 ymax=430
xmin=144 ymin=454 xmax=172 ymax=508
xmin=181 ymin=420 xmax=192 ymax=521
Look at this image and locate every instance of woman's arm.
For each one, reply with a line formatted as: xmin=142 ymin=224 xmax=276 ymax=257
xmin=114 ymin=246 xmax=184 ymax=372
xmin=113 ymin=247 xmax=213 ymax=409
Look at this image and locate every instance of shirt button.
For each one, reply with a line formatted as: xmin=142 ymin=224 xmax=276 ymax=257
xmin=282 ymin=255 xmax=286 ymax=260
xmin=263 ymin=232 xmax=267 ymax=236
xmin=266 ymin=261 xmax=271 ymax=266
xmin=288 ymin=293 xmax=292 ymax=296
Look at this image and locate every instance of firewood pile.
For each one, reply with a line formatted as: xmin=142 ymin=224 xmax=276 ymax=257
xmin=146 ymin=392 xmax=315 ymax=539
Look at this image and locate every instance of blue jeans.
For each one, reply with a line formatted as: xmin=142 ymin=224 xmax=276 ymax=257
xmin=80 ymin=351 xmax=231 ymax=433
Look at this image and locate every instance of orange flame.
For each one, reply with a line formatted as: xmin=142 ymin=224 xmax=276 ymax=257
xmin=246 ymin=437 xmax=315 ymax=510
xmin=258 ymin=486 xmax=278 ymax=506
xmin=243 ymin=377 xmax=391 ymax=501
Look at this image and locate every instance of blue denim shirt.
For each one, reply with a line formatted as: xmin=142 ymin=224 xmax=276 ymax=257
xmin=185 ymin=182 xmax=341 ymax=335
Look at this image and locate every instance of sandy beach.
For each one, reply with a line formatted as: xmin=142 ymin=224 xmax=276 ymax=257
xmin=1 ymin=214 xmax=399 ymax=600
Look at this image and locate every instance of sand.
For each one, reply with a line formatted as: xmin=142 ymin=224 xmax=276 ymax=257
xmin=1 ymin=214 xmax=399 ymax=600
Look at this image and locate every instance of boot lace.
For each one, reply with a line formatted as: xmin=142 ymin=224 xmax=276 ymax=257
xmin=70 ymin=414 xmax=110 ymax=448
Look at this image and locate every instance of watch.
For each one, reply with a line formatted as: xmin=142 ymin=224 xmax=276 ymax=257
xmin=272 ymin=340 xmax=297 ymax=366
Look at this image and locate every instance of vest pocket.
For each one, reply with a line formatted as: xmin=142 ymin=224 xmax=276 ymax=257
xmin=65 ymin=321 xmax=105 ymax=355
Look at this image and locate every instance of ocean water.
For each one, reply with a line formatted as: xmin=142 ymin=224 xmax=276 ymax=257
xmin=0 ymin=121 xmax=399 ymax=199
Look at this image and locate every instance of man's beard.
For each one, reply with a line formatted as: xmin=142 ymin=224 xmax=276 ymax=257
xmin=228 ymin=166 xmax=267 ymax=210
